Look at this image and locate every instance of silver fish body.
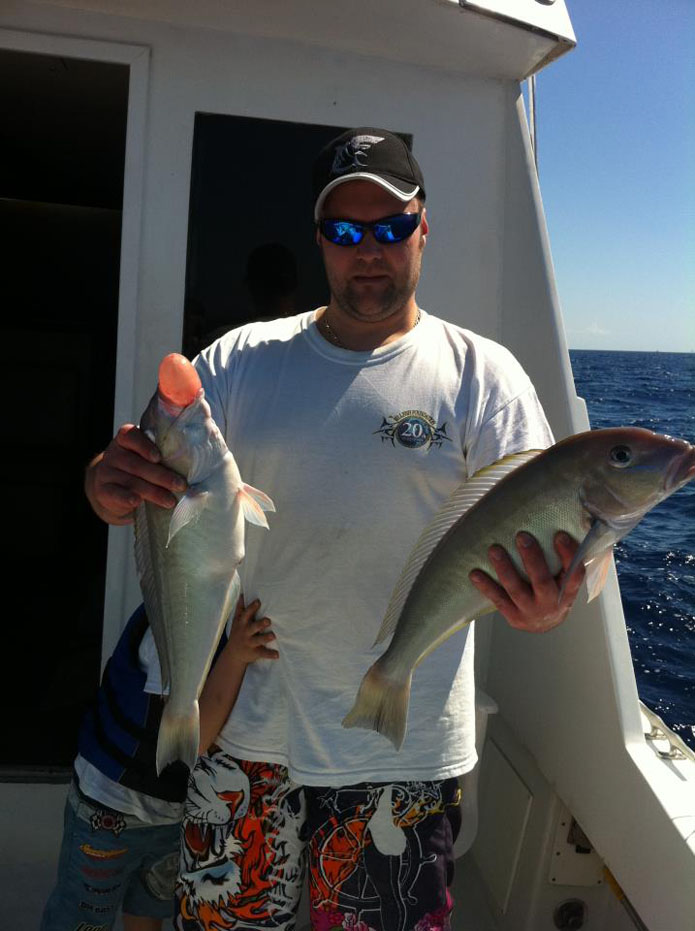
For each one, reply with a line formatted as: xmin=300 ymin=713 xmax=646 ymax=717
xmin=135 ymin=380 xmax=274 ymax=773
xmin=342 ymin=427 xmax=695 ymax=749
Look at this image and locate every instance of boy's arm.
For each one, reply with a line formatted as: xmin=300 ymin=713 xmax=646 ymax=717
xmin=198 ymin=597 xmax=278 ymax=755
xmin=198 ymin=651 xmax=248 ymax=755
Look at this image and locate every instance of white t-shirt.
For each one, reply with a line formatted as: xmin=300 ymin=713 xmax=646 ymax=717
xmin=195 ymin=309 xmax=553 ymax=786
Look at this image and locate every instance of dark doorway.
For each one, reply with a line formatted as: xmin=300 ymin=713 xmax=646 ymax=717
xmin=183 ymin=115 xmax=352 ymax=357
xmin=0 ymin=50 xmax=128 ymax=772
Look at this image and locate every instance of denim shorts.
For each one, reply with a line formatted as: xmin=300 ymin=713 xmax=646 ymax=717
xmin=176 ymin=749 xmax=461 ymax=931
xmin=40 ymin=781 xmax=181 ymax=930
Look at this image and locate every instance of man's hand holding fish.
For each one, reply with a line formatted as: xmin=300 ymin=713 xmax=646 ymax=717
xmin=470 ymin=529 xmax=585 ymax=633
xmin=85 ymin=422 xmax=187 ymax=524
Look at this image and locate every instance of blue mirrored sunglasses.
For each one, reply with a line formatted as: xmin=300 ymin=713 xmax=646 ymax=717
xmin=318 ymin=212 xmax=422 ymax=246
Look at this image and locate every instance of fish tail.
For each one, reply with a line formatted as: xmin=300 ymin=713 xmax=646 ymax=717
xmin=342 ymin=660 xmax=412 ymax=751
xmin=156 ymin=700 xmax=200 ymax=775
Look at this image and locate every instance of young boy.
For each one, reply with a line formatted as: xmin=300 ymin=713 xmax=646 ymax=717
xmin=40 ymin=592 xmax=277 ymax=931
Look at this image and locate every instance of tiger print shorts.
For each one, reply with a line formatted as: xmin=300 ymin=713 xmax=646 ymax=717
xmin=175 ymin=749 xmax=461 ymax=931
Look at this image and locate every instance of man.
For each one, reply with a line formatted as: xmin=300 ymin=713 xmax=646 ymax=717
xmin=86 ymin=127 xmax=583 ymax=930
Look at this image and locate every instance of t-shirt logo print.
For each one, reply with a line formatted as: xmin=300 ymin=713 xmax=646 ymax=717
xmin=331 ymin=135 xmax=385 ymax=174
xmin=374 ymin=410 xmax=451 ymax=450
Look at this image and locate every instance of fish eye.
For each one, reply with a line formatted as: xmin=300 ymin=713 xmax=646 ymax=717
xmin=609 ymin=445 xmax=632 ymax=467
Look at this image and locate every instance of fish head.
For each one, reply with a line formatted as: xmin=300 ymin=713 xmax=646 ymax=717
xmin=140 ymin=354 xmax=227 ymax=481
xmin=570 ymin=427 xmax=695 ymax=534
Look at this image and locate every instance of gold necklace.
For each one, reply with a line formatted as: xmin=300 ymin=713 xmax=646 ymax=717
xmin=319 ymin=309 xmax=421 ymax=348
xmin=320 ymin=315 xmax=344 ymax=347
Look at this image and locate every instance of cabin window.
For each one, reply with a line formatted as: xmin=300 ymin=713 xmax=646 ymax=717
xmin=183 ymin=114 xmax=413 ymax=357
xmin=0 ymin=50 xmax=127 ymax=777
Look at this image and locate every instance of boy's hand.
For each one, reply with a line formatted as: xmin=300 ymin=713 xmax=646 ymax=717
xmin=228 ymin=596 xmax=279 ymax=663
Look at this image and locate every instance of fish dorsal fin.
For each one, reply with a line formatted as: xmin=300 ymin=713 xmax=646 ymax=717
xmin=133 ymin=505 xmax=170 ymax=691
xmin=375 ymin=449 xmax=543 ymax=645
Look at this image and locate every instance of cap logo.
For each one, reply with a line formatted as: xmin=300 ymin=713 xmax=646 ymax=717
xmin=331 ymin=134 xmax=385 ymax=175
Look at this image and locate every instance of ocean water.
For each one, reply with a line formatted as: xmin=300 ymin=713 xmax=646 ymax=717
xmin=569 ymin=350 xmax=695 ymax=750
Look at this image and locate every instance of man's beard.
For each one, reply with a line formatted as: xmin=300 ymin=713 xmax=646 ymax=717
xmin=328 ymin=265 xmax=421 ymax=323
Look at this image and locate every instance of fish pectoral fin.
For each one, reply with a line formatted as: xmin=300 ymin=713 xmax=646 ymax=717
xmin=584 ymin=548 xmax=615 ymax=602
xmin=238 ymin=484 xmax=276 ymax=529
xmin=242 ymin=483 xmax=276 ymax=512
xmin=166 ymin=489 xmax=210 ymax=546
xmin=558 ymin=518 xmax=614 ymax=602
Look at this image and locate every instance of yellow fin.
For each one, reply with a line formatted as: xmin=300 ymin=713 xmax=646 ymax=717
xmin=585 ymin=548 xmax=614 ymax=602
xmin=342 ymin=660 xmax=412 ymax=750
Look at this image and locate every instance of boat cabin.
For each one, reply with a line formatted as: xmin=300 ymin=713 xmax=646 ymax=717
xmin=2 ymin=1 xmax=693 ymax=928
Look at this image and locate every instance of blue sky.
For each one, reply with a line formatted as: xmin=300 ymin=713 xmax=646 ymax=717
xmin=535 ymin=0 xmax=694 ymax=352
